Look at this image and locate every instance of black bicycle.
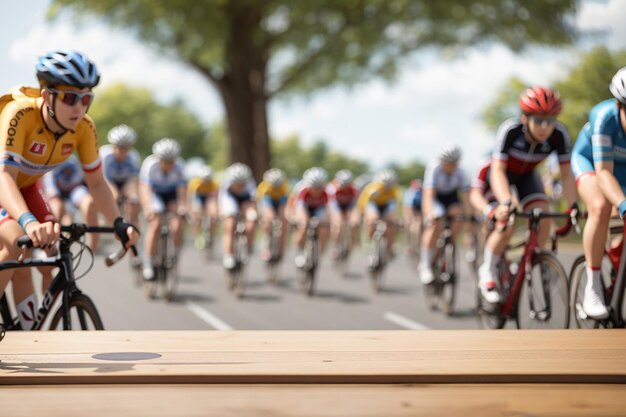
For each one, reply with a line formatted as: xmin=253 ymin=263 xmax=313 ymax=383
xmin=144 ymin=212 xmax=179 ymax=301
xmin=226 ymin=213 xmax=249 ymax=298
xmin=297 ymin=217 xmax=329 ymax=296
xmin=368 ymin=220 xmax=391 ymax=292
xmin=0 ymin=223 xmax=133 ymax=337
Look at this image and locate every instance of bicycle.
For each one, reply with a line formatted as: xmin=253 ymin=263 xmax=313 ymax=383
xmin=333 ymin=218 xmax=352 ymax=277
xmin=144 ymin=212 xmax=180 ymax=302
xmin=296 ymin=217 xmax=328 ymax=296
xmin=477 ymin=209 xmax=573 ymax=329
xmin=0 ymin=223 xmax=133 ymax=334
xmin=225 ymin=213 xmax=249 ymax=298
xmin=265 ymin=218 xmax=284 ymax=284
xmin=570 ymin=218 xmax=626 ymax=328
xmin=423 ymin=215 xmax=474 ymax=315
xmin=117 ymin=194 xmax=142 ymax=286
xmin=368 ymin=219 xmax=393 ymax=292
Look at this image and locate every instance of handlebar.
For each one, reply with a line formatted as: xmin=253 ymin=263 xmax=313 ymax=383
xmin=16 ymin=223 xmax=137 ymax=267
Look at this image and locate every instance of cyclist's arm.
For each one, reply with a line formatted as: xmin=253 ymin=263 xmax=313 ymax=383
xmin=84 ymin=167 xmax=121 ymax=223
xmin=421 ymin=187 xmax=435 ymax=220
xmin=139 ymin=181 xmax=153 ymax=217
xmin=596 ymin=160 xmax=626 ymax=207
xmin=177 ymin=184 xmax=188 ymax=213
xmin=558 ymin=162 xmax=578 ymax=206
xmin=0 ymin=166 xmax=32 ymax=222
xmin=490 ymin=160 xmax=512 ymax=204
xmin=469 ymin=188 xmax=490 ymax=214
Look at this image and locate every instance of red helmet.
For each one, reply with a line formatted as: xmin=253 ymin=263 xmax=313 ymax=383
xmin=519 ymin=87 xmax=562 ymax=116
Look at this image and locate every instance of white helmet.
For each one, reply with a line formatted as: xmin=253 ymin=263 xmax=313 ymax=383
xmin=610 ymin=67 xmax=626 ymax=104
xmin=263 ymin=168 xmax=285 ymax=187
xmin=152 ymin=138 xmax=180 ymax=160
xmin=438 ymin=144 xmax=462 ymax=164
xmin=303 ymin=167 xmax=328 ymax=188
xmin=200 ymin=165 xmax=214 ymax=181
xmin=334 ymin=169 xmax=354 ymax=188
xmin=376 ymin=169 xmax=397 ymax=188
xmin=226 ymin=162 xmax=252 ymax=184
xmin=107 ymin=124 xmax=137 ymax=147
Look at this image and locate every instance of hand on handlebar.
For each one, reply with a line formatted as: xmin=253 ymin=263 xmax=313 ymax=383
xmin=24 ymin=220 xmax=60 ymax=249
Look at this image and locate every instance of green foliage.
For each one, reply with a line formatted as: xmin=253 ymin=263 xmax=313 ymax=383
xmin=89 ymin=83 xmax=209 ymax=159
xmin=481 ymin=46 xmax=626 ymax=143
xmin=385 ymin=160 xmax=426 ymax=186
xmin=49 ymin=0 xmax=577 ymax=98
xmin=271 ymin=135 xmax=369 ymax=180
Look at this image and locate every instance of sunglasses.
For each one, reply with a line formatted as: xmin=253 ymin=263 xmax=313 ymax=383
xmin=48 ymin=88 xmax=94 ymax=106
xmin=529 ymin=115 xmax=556 ymax=127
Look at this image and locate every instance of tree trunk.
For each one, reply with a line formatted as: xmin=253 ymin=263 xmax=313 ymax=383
xmin=216 ymin=3 xmax=270 ymax=182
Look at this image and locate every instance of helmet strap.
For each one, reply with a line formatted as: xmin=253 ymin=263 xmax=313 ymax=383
xmin=45 ymin=94 xmax=72 ymax=134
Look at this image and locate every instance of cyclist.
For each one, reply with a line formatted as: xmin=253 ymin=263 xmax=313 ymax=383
xmin=402 ymin=178 xmax=423 ymax=256
xmin=293 ymin=167 xmax=330 ymax=268
xmin=0 ymin=50 xmax=138 ymax=330
xmin=570 ymin=67 xmax=626 ymax=319
xmin=257 ymin=168 xmax=289 ymax=262
xmin=327 ymin=169 xmax=359 ymax=260
xmin=478 ymin=87 xmax=577 ymax=304
xmin=219 ymin=162 xmax=257 ymax=270
xmin=188 ymin=165 xmax=219 ymax=250
xmin=43 ymin=155 xmax=100 ymax=251
xmin=356 ymin=169 xmax=400 ymax=268
xmin=469 ymin=157 xmax=499 ymax=222
xmin=418 ymin=145 xmax=471 ymax=284
xmin=100 ymin=124 xmax=141 ymax=225
xmin=139 ymin=138 xmax=187 ymax=281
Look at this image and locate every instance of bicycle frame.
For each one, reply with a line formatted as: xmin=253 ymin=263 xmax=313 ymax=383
xmin=607 ymin=220 xmax=626 ymax=327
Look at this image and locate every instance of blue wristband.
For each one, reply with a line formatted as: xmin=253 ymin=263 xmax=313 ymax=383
xmin=619 ymin=200 xmax=626 ymax=218
xmin=17 ymin=212 xmax=37 ymax=232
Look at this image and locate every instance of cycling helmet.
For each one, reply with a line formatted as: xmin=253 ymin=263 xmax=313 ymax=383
xmin=519 ymin=87 xmax=562 ymax=116
xmin=303 ymin=167 xmax=328 ymax=188
xmin=438 ymin=144 xmax=462 ymax=164
xmin=263 ymin=168 xmax=285 ymax=187
xmin=610 ymin=67 xmax=626 ymax=105
xmin=152 ymin=138 xmax=180 ymax=160
xmin=107 ymin=124 xmax=137 ymax=147
xmin=376 ymin=169 xmax=397 ymax=188
xmin=334 ymin=169 xmax=354 ymax=188
xmin=200 ymin=165 xmax=214 ymax=181
xmin=36 ymin=51 xmax=100 ymax=88
xmin=226 ymin=162 xmax=252 ymax=184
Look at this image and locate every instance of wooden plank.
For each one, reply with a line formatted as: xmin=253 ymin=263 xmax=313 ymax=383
xmin=1 ymin=384 xmax=625 ymax=417
xmin=1 ymin=330 xmax=625 ymax=384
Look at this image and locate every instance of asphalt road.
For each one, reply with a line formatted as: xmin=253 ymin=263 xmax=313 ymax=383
xmin=66 ymin=235 xmax=579 ymax=331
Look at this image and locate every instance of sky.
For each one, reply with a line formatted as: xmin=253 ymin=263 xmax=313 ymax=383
xmin=1 ymin=1 xmax=625 ymax=174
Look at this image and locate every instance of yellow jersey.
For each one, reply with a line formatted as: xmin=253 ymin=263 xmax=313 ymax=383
xmin=357 ymin=181 xmax=400 ymax=210
xmin=0 ymin=86 xmax=101 ymax=189
xmin=257 ymin=181 xmax=289 ymax=202
xmin=188 ymin=177 xmax=219 ymax=196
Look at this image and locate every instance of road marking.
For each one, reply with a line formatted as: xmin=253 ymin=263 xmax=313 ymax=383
xmin=186 ymin=302 xmax=233 ymax=330
xmin=384 ymin=311 xmax=430 ymax=330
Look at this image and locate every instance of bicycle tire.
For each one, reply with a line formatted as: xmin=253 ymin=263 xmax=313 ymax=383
xmin=370 ymin=237 xmax=387 ymax=292
xmin=298 ymin=239 xmax=317 ymax=296
xmin=516 ymin=252 xmax=569 ymax=329
xmin=440 ymin=242 xmax=456 ymax=316
xmin=49 ymin=293 xmax=104 ymax=330
xmin=570 ymin=254 xmax=614 ymax=329
xmin=424 ymin=246 xmax=443 ymax=311
xmin=231 ymin=232 xmax=248 ymax=298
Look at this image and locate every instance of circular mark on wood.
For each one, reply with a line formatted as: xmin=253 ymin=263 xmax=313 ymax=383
xmin=92 ymin=352 xmax=162 ymax=361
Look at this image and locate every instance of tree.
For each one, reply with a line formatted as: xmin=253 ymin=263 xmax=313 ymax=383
xmin=50 ymin=0 xmax=578 ymax=179
xmin=89 ymin=83 xmax=209 ymax=158
xmin=387 ymin=160 xmax=426 ymax=186
xmin=482 ymin=46 xmax=626 ymax=143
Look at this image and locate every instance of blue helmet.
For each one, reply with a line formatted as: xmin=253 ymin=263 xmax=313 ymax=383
xmin=36 ymin=51 xmax=100 ymax=88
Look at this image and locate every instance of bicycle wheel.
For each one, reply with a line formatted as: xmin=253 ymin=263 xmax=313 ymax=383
xmin=232 ymin=233 xmax=248 ymax=298
xmin=369 ymin=237 xmax=387 ymax=292
xmin=516 ymin=252 xmax=569 ymax=329
xmin=424 ymin=247 xmax=442 ymax=311
xmin=49 ymin=293 xmax=104 ymax=330
xmin=440 ymin=242 xmax=457 ymax=316
xmin=298 ymin=240 xmax=317 ymax=296
xmin=476 ymin=261 xmax=507 ymax=329
xmin=570 ymin=254 xmax=614 ymax=329
xmin=160 ymin=231 xmax=179 ymax=302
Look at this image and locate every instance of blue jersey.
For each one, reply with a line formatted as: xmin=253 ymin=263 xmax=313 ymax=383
xmin=403 ymin=187 xmax=422 ymax=210
xmin=572 ymin=99 xmax=626 ymax=187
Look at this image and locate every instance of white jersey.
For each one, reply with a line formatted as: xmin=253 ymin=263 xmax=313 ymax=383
xmin=139 ymin=155 xmax=186 ymax=194
xmin=423 ymin=162 xmax=469 ymax=196
xmin=99 ymin=144 xmax=141 ymax=185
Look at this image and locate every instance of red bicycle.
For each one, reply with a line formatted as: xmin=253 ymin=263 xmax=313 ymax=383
xmin=477 ymin=208 xmax=575 ymax=329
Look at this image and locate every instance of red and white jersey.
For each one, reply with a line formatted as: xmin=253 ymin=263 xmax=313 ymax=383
xmin=326 ymin=182 xmax=358 ymax=206
xmin=296 ymin=186 xmax=329 ymax=209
